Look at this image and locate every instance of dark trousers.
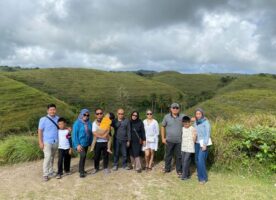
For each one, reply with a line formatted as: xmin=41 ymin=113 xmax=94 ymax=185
xmin=114 ymin=139 xmax=127 ymax=168
xmin=181 ymin=152 xmax=192 ymax=179
xmin=164 ymin=141 xmax=182 ymax=173
xmin=94 ymin=142 xmax=109 ymax=170
xmin=79 ymin=146 xmax=88 ymax=174
xmin=57 ymin=149 xmax=71 ymax=175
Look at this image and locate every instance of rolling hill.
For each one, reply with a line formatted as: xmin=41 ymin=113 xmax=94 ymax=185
xmin=0 ymin=75 xmax=76 ymax=137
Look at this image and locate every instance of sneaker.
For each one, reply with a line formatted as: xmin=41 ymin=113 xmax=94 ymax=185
xmin=79 ymin=173 xmax=86 ymax=178
xmin=91 ymin=169 xmax=99 ymax=174
xmin=137 ymin=169 xmax=142 ymax=173
xmin=123 ymin=166 xmax=131 ymax=170
xmin=104 ymin=168 xmax=111 ymax=174
xmin=56 ymin=174 xmax=62 ymax=179
xmin=112 ymin=166 xmax=118 ymax=171
xmin=199 ymin=181 xmax=207 ymax=185
xmin=65 ymin=171 xmax=72 ymax=175
xmin=48 ymin=172 xmax=56 ymax=178
xmin=43 ymin=176 xmax=49 ymax=182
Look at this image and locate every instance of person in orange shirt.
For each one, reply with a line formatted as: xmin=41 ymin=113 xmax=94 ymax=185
xmin=90 ymin=112 xmax=115 ymax=154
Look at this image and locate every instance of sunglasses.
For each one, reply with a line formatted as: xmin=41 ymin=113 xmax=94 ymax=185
xmin=172 ymin=107 xmax=179 ymax=109
xmin=118 ymin=113 xmax=124 ymax=115
xmin=96 ymin=112 xmax=103 ymax=115
xmin=83 ymin=114 xmax=90 ymax=117
xmin=147 ymin=113 xmax=153 ymax=115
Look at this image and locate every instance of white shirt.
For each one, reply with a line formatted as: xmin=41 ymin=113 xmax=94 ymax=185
xmin=181 ymin=126 xmax=196 ymax=153
xmin=143 ymin=119 xmax=159 ymax=142
xmin=58 ymin=129 xmax=70 ymax=150
xmin=92 ymin=120 xmax=108 ymax=143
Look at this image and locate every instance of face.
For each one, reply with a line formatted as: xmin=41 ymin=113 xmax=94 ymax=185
xmin=183 ymin=121 xmax=190 ymax=128
xmin=117 ymin=109 xmax=124 ymax=120
xmin=195 ymin=111 xmax=203 ymax=120
xmin=82 ymin=112 xmax=90 ymax=121
xmin=47 ymin=107 xmax=56 ymax=116
xmin=58 ymin=121 xmax=66 ymax=129
xmin=131 ymin=112 xmax=138 ymax=120
xmin=95 ymin=109 xmax=104 ymax=120
xmin=170 ymin=106 xmax=180 ymax=115
xmin=146 ymin=111 xmax=153 ymax=119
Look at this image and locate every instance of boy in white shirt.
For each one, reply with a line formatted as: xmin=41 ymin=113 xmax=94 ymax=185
xmin=56 ymin=118 xmax=72 ymax=179
xmin=181 ymin=116 xmax=197 ymax=180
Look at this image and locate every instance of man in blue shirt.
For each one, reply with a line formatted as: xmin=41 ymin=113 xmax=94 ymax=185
xmin=38 ymin=104 xmax=59 ymax=181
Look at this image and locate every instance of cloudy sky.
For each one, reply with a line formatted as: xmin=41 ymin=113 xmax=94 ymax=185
xmin=0 ymin=0 xmax=276 ymax=73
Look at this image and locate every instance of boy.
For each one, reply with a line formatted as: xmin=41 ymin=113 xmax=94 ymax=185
xmin=56 ymin=117 xmax=72 ymax=179
xmin=181 ymin=116 xmax=197 ymax=180
xmin=90 ymin=112 xmax=115 ymax=154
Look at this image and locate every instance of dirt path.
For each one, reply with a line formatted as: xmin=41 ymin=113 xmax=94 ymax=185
xmin=0 ymin=158 xmax=275 ymax=200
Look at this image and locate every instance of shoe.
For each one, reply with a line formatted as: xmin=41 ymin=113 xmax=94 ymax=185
xmin=137 ymin=169 xmax=142 ymax=173
xmin=48 ymin=172 xmax=56 ymax=178
xmin=162 ymin=169 xmax=170 ymax=173
xmin=104 ymin=168 xmax=111 ymax=174
xmin=181 ymin=177 xmax=191 ymax=181
xmin=123 ymin=166 xmax=131 ymax=170
xmin=65 ymin=171 xmax=72 ymax=175
xmin=43 ymin=176 xmax=49 ymax=182
xmin=80 ymin=173 xmax=86 ymax=178
xmin=91 ymin=169 xmax=99 ymax=174
xmin=56 ymin=174 xmax=61 ymax=179
xmin=199 ymin=181 xmax=207 ymax=185
xmin=112 ymin=166 xmax=118 ymax=171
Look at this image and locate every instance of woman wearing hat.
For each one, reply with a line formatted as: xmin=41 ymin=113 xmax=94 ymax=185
xmin=72 ymin=109 xmax=93 ymax=178
xmin=194 ymin=108 xmax=211 ymax=184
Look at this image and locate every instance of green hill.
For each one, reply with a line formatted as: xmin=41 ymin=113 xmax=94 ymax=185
xmin=186 ymin=89 xmax=276 ymax=119
xmin=3 ymin=68 xmax=186 ymax=112
xmin=0 ymin=75 xmax=76 ymax=137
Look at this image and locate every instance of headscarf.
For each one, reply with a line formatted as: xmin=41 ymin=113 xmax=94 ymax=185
xmin=78 ymin=108 xmax=91 ymax=135
xmin=130 ymin=111 xmax=141 ymax=124
xmin=195 ymin=108 xmax=206 ymax=125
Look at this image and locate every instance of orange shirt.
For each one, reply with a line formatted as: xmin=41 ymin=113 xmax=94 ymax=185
xmin=100 ymin=117 xmax=112 ymax=130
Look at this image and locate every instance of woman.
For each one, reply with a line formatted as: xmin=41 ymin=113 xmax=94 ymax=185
xmin=143 ymin=109 xmax=159 ymax=170
xmin=129 ymin=111 xmax=146 ymax=173
xmin=72 ymin=109 xmax=93 ymax=178
xmin=194 ymin=108 xmax=211 ymax=184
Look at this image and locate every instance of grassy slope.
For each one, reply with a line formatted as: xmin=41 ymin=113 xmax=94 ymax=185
xmin=4 ymin=68 xmax=186 ymax=111
xmin=0 ymin=75 xmax=76 ymax=136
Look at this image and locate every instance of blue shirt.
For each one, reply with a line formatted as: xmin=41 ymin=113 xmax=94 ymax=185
xmin=194 ymin=120 xmax=211 ymax=146
xmin=38 ymin=115 xmax=59 ymax=144
xmin=72 ymin=120 xmax=93 ymax=149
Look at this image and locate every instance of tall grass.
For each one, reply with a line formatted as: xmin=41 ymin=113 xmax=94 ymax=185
xmin=0 ymin=135 xmax=43 ymax=164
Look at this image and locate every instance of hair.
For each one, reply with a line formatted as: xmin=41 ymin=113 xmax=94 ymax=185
xmin=109 ymin=112 xmax=115 ymax=120
xmin=47 ymin=103 xmax=56 ymax=109
xmin=94 ymin=108 xmax=103 ymax=113
xmin=130 ymin=111 xmax=140 ymax=120
xmin=146 ymin=109 xmax=153 ymax=114
xmin=58 ymin=117 xmax=67 ymax=123
xmin=182 ymin=116 xmax=191 ymax=123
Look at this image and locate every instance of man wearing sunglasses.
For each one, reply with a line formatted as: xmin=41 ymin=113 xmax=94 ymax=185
xmin=112 ymin=108 xmax=131 ymax=171
xmin=161 ymin=103 xmax=185 ymax=175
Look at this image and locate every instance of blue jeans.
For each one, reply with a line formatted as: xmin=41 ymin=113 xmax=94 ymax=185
xmin=195 ymin=143 xmax=208 ymax=182
xmin=113 ymin=139 xmax=127 ymax=168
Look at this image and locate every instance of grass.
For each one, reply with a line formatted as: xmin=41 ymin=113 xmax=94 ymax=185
xmin=0 ymin=135 xmax=43 ymax=164
xmin=3 ymin=68 xmax=186 ymax=112
xmin=0 ymin=75 xmax=76 ymax=136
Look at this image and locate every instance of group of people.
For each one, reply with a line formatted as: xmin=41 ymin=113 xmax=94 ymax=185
xmin=38 ymin=102 xmax=211 ymax=185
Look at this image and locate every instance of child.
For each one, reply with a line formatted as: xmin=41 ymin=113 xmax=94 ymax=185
xmin=56 ymin=117 xmax=72 ymax=179
xmin=90 ymin=112 xmax=115 ymax=154
xmin=181 ymin=116 xmax=197 ymax=180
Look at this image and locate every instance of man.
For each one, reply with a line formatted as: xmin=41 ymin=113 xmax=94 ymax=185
xmin=112 ymin=108 xmax=131 ymax=171
xmin=38 ymin=104 xmax=59 ymax=181
xmin=161 ymin=103 xmax=185 ymax=175
xmin=92 ymin=108 xmax=110 ymax=174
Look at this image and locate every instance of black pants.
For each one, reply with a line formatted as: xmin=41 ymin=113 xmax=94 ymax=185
xmin=94 ymin=142 xmax=109 ymax=170
xmin=181 ymin=152 xmax=192 ymax=179
xmin=79 ymin=146 xmax=88 ymax=174
xmin=164 ymin=141 xmax=182 ymax=173
xmin=114 ymin=139 xmax=127 ymax=168
xmin=57 ymin=149 xmax=71 ymax=175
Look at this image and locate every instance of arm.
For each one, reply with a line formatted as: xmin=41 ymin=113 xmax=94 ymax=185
xmin=155 ymin=121 xmax=160 ymax=137
xmin=203 ymin=121 xmax=211 ymax=146
xmin=72 ymin=122 xmax=80 ymax=149
xmin=38 ymin=129 xmax=44 ymax=150
xmin=141 ymin=123 xmax=146 ymax=141
xmin=127 ymin=121 xmax=131 ymax=142
xmin=161 ymin=126 xmax=166 ymax=144
xmin=192 ymin=128 xmax=197 ymax=143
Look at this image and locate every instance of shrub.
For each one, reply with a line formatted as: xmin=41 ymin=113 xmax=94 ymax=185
xmin=0 ymin=135 xmax=43 ymax=164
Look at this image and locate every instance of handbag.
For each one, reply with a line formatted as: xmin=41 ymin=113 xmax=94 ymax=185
xmin=147 ymin=136 xmax=155 ymax=143
xmin=133 ymin=128 xmax=143 ymax=145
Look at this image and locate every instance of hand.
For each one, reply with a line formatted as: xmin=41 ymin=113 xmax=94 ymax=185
xmin=202 ymin=145 xmax=207 ymax=151
xmin=67 ymin=127 xmax=72 ymax=132
xmin=143 ymin=141 xmax=146 ymax=146
xmin=77 ymin=145 xmax=83 ymax=152
xmin=69 ymin=148 xmax=73 ymax=155
xmin=191 ymin=117 xmax=196 ymax=122
xmin=162 ymin=138 xmax=167 ymax=144
xmin=39 ymin=141 xmax=44 ymax=150
xmin=127 ymin=141 xmax=130 ymax=147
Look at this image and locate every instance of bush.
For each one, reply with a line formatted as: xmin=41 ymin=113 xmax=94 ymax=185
xmin=0 ymin=135 xmax=43 ymax=164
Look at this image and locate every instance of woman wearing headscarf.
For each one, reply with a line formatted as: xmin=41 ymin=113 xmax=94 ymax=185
xmin=194 ymin=108 xmax=211 ymax=184
xmin=129 ymin=111 xmax=146 ymax=173
xmin=72 ymin=109 xmax=93 ymax=178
